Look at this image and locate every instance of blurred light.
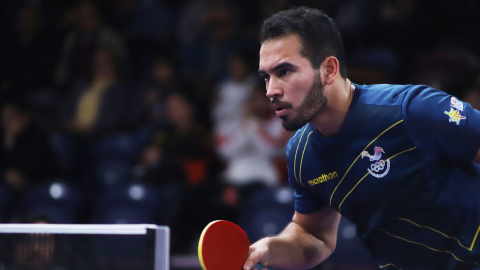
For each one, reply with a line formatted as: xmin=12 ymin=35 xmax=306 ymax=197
xmin=275 ymin=187 xmax=293 ymax=204
xmin=262 ymin=222 xmax=277 ymax=236
xmin=342 ymin=225 xmax=356 ymax=239
xmin=49 ymin=183 xmax=64 ymax=199
xmin=129 ymin=185 xmax=144 ymax=200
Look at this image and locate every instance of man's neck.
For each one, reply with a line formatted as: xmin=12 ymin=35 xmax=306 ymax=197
xmin=310 ymin=78 xmax=354 ymax=138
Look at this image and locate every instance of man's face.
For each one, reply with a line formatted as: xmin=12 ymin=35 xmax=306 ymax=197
xmin=259 ymin=34 xmax=327 ymax=131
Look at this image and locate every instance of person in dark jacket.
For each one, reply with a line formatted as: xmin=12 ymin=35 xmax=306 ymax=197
xmin=0 ymin=100 xmax=58 ymax=192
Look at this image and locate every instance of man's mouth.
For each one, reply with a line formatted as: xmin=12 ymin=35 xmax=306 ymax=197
xmin=270 ymin=100 xmax=292 ymax=113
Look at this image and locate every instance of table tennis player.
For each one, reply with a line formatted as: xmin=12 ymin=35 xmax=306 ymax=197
xmin=245 ymin=6 xmax=480 ymax=270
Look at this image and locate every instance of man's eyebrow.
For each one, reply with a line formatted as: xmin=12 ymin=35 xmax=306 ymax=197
xmin=258 ymin=62 xmax=295 ymax=75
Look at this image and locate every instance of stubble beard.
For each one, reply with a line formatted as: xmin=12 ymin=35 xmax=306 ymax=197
xmin=279 ymin=72 xmax=327 ymax=131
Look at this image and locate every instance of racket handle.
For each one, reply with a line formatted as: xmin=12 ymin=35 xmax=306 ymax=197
xmin=253 ymin=263 xmax=272 ymax=270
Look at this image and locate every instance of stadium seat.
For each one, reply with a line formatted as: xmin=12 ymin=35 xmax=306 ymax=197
xmin=18 ymin=181 xmax=82 ymax=223
xmin=92 ymin=183 xmax=161 ymax=224
xmin=239 ymin=186 xmax=295 ymax=242
xmin=94 ymin=158 xmax=132 ymax=189
xmin=90 ymin=184 xmax=162 ymax=264
xmin=92 ymin=134 xmax=139 ymax=162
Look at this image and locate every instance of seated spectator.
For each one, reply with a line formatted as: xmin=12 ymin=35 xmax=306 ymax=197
xmin=58 ymin=47 xmax=128 ymax=138
xmin=0 ymin=100 xmax=58 ymax=193
xmin=212 ymin=52 xmax=258 ymax=137
xmin=132 ymin=143 xmax=186 ymax=187
xmin=215 ymin=84 xmax=292 ymax=206
xmin=128 ymin=56 xmax=181 ymax=129
xmin=54 ymin=0 xmax=128 ymax=89
xmin=148 ymin=92 xmax=221 ymax=253
xmin=55 ymin=46 xmax=128 ymax=184
xmin=180 ymin=3 xmax=257 ymax=109
xmin=154 ymin=92 xmax=216 ymax=186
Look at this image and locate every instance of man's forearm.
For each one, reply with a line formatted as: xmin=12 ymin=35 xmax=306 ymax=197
xmin=264 ymin=222 xmax=333 ymax=269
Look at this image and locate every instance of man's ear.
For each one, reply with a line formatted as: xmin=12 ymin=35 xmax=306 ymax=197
xmin=321 ymin=56 xmax=340 ymax=86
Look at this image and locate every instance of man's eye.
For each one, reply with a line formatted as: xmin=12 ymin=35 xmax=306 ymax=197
xmin=262 ymin=75 xmax=270 ymax=82
xmin=279 ymin=69 xmax=291 ymax=76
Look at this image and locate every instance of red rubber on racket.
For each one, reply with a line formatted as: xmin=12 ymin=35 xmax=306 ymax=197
xmin=198 ymin=220 xmax=250 ymax=270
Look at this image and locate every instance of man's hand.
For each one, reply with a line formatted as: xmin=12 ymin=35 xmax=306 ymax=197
xmin=243 ymin=207 xmax=341 ymax=270
xmin=244 ymin=237 xmax=271 ymax=270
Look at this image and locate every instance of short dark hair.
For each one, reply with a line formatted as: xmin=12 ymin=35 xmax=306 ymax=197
xmin=260 ymin=7 xmax=347 ymax=78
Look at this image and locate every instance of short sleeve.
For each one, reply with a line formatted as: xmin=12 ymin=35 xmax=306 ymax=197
xmin=285 ymin=131 xmax=326 ymax=214
xmin=403 ymin=86 xmax=480 ymax=161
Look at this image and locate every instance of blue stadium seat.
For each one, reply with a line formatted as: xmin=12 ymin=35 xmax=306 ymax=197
xmin=95 ymin=158 xmax=132 ymax=189
xmin=239 ymin=186 xmax=295 ymax=242
xmin=92 ymin=183 xmax=161 ymax=224
xmin=19 ymin=181 xmax=82 ymax=223
xmin=92 ymin=134 xmax=139 ymax=162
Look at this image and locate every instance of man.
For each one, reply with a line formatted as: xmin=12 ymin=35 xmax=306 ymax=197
xmin=244 ymin=6 xmax=480 ymax=270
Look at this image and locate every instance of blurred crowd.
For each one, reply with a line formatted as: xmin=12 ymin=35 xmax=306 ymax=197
xmin=1 ymin=0 xmax=480 ymax=254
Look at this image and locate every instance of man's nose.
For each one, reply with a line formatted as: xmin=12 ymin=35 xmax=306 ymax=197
xmin=266 ymin=78 xmax=283 ymax=99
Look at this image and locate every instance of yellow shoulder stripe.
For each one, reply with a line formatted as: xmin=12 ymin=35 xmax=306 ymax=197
xmin=294 ymin=126 xmax=308 ymax=186
xmin=298 ymin=131 xmax=313 ymax=187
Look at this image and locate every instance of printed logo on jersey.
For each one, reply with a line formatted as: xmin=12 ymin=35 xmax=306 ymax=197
xmin=444 ymin=108 xmax=466 ymax=125
xmin=308 ymin=172 xmax=338 ymax=186
xmin=361 ymin=146 xmax=390 ymax=178
xmin=450 ymin=97 xmax=464 ymax=111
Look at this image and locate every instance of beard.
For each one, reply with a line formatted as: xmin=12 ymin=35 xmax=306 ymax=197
xmin=271 ymin=71 xmax=327 ymax=131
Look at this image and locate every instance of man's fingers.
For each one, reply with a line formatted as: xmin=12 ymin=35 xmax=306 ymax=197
xmin=244 ymin=250 xmax=264 ymax=270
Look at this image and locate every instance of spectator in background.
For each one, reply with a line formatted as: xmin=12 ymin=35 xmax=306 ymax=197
xmin=132 ymin=142 xmax=186 ymax=187
xmin=0 ymin=6 xmax=57 ymax=98
xmin=149 ymin=92 xmax=220 ymax=253
xmin=129 ymin=56 xmax=181 ymax=129
xmin=181 ymin=4 xmax=247 ymax=101
xmin=55 ymin=46 xmax=128 ymax=182
xmin=212 ymin=52 xmax=258 ymax=138
xmin=58 ymin=47 xmax=128 ymax=137
xmin=54 ymin=1 xmax=127 ymax=89
xmin=215 ymin=84 xmax=292 ymax=207
xmin=154 ymin=92 xmax=215 ymax=187
xmin=0 ymin=100 xmax=58 ymax=193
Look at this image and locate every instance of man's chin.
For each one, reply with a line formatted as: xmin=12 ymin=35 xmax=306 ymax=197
xmin=281 ymin=118 xmax=307 ymax=131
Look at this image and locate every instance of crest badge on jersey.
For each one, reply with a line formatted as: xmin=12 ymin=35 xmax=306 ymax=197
xmin=444 ymin=108 xmax=466 ymax=125
xmin=445 ymin=97 xmax=466 ymax=125
xmin=361 ymin=146 xmax=390 ymax=178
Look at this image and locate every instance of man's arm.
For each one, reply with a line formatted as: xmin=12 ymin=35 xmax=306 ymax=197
xmin=243 ymin=206 xmax=341 ymax=270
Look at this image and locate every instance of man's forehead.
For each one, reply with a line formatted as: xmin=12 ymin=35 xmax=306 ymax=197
xmin=259 ymin=34 xmax=304 ymax=70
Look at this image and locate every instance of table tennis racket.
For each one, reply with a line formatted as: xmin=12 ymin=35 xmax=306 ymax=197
xmin=198 ymin=220 xmax=269 ymax=270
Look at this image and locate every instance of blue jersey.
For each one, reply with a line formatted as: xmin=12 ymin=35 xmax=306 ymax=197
xmin=286 ymin=84 xmax=480 ymax=269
